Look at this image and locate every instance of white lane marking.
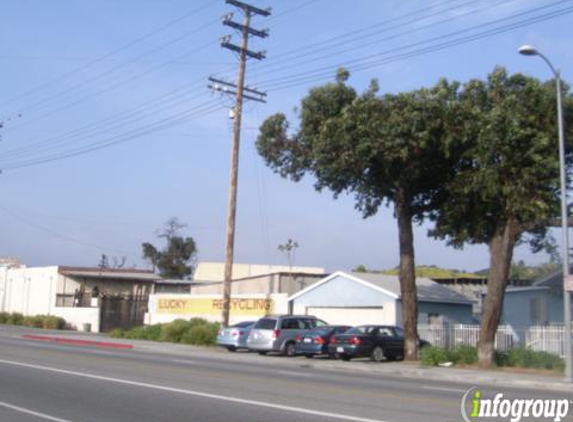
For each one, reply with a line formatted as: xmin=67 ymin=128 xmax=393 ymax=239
xmin=277 ymin=370 xmax=312 ymax=377
xmin=0 ymin=358 xmax=392 ymax=422
xmin=0 ymin=401 xmax=75 ymax=422
xmin=422 ymin=386 xmax=465 ymax=393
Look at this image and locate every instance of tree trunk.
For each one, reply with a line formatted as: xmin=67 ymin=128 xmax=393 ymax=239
xmin=478 ymin=221 xmax=517 ymax=367
xmin=395 ymin=193 xmax=419 ymax=361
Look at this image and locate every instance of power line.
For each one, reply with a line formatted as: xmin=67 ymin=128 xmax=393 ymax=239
xmin=0 ymin=1 xmax=319 ymax=168
xmin=0 ymin=0 xmax=219 ymax=110
xmin=0 ymin=99 xmax=224 ymax=170
xmin=1 ymin=0 xmax=564 ymax=171
xmin=262 ymin=1 xmax=573 ymax=91
xmin=0 ymin=204 xmax=137 ymax=257
xmin=6 ymin=27 xmax=220 ymax=132
xmin=252 ymin=0 xmax=518 ymax=79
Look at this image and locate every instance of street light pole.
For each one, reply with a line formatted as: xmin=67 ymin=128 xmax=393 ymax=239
xmin=519 ymin=44 xmax=572 ymax=382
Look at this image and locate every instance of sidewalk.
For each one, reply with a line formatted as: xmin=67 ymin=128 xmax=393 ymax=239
xmin=11 ymin=327 xmax=570 ymax=393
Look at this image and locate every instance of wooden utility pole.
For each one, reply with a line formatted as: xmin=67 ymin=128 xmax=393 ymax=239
xmin=210 ymin=0 xmax=270 ymax=326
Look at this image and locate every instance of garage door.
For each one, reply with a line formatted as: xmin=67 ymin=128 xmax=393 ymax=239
xmin=305 ymin=307 xmax=395 ymax=326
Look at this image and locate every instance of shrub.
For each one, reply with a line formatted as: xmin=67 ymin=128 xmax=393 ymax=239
xmin=501 ymin=347 xmax=564 ymax=371
xmin=420 ymin=346 xmax=454 ymax=366
xmin=108 ymin=328 xmax=126 ymax=338
xmin=106 ymin=318 xmax=218 ymax=346
xmin=0 ymin=313 xmax=66 ymax=329
xmin=42 ymin=316 xmax=66 ymax=330
xmin=454 ymin=346 xmax=478 ymax=365
xmin=143 ymin=324 xmax=164 ymax=341
xmin=7 ymin=313 xmax=24 ymax=325
xmin=23 ymin=315 xmax=44 ymax=328
xmin=181 ymin=323 xmax=219 ymax=346
xmin=160 ymin=319 xmax=192 ymax=343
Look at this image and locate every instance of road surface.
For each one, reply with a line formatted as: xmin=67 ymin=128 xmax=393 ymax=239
xmin=0 ymin=329 xmax=570 ymax=422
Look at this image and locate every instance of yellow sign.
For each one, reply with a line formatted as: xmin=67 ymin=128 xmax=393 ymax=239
xmin=156 ymin=297 xmax=273 ymax=316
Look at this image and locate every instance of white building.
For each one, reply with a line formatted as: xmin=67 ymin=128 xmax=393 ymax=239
xmin=0 ymin=264 xmax=157 ymax=332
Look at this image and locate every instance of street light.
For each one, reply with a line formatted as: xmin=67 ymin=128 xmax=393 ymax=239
xmin=519 ymin=44 xmax=572 ymax=382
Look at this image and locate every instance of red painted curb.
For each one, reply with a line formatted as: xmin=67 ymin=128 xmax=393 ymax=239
xmin=22 ymin=334 xmax=133 ymax=350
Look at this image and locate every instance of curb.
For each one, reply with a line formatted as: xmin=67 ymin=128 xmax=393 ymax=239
xmin=312 ymin=360 xmax=568 ymax=392
xmin=22 ymin=334 xmax=134 ymax=350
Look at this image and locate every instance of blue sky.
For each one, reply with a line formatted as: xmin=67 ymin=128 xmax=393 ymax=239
xmin=0 ymin=0 xmax=571 ymax=273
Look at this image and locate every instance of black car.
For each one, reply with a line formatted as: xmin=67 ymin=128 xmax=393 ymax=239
xmin=329 ymin=325 xmax=427 ymax=362
xmin=295 ymin=325 xmax=351 ymax=358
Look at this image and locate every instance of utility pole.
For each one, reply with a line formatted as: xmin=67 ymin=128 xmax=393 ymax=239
xmin=210 ymin=0 xmax=270 ymax=326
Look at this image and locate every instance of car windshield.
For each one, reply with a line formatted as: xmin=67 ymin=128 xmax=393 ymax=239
xmin=254 ymin=318 xmax=276 ymax=329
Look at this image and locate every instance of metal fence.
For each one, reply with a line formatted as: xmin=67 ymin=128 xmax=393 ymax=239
xmin=418 ymin=324 xmax=568 ymax=357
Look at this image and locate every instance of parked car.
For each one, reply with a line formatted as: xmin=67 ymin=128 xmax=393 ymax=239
xmin=328 ymin=325 xmax=429 ymax=362
xmin=216 ymin=320 xmax=256 ymax=351
xmin=295 ymin=325 xmax=351 ymax=358
xmin=247 ymin=315 xmax=328 ymax=356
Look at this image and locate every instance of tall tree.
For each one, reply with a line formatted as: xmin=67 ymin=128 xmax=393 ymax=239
xmin=430 ymin=67 xmax=573 ymax=367
xmin=257 ymin=69 xmax=465 ymax=360
xmin=142 ymin=217 xmax=198 ymax=279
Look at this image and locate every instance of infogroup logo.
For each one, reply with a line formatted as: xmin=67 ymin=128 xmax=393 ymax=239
xmin=461 ymin=387 xmax=571 ymax=422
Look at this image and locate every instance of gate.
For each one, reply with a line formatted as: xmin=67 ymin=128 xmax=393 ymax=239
xmin=99 ymin=295 xmax=148 ymax=332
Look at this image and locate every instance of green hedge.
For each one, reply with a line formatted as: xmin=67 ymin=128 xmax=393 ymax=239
xmin=420 ymin=345 xmax=564 ymax=371
xmin=109 ymin=318 xmax=220 ymax=347
xmin=0 ymin=312 xmax=66 ymax=330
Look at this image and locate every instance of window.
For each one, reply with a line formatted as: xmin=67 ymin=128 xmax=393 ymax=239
xmin=378 ymin=328 xmax=393 ymax=337
xmin=394 ymin=327 xmax=404 ymax=337
xmin=530 ymin=297 xmax=548 ymax=325
xmin=254 ymin=318 xmax=277 ymax=329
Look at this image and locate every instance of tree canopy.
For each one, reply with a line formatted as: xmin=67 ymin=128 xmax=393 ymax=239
xmin=257 ymin=69 xmax=466 ymax=359
xmin=142 ymin=218 xmax=198 ymax=279
xmin=430 ymin=67 xmax=573 ymax=366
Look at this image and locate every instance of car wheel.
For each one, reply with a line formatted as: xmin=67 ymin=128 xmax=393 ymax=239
xmin=370 ymin=346 xmax=385 ymax=362
xmin=226 ymin=346 xmax=237 ymax=352
xmin=284 ymin=342 xmax=297 ymax=357
xmin=341 ymin=355 xmax=352 ymax=361
xmin=304 ymin=354 xmax=313 ymax=359
xmin=257 ymin=351 xmax=267 ymax=356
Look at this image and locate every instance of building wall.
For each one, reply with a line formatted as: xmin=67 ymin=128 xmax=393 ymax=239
xmin=0 ymin=266 xmax=59 ymax=315
xmin=290 ymin=275 xmax=398 ymax=325
xmin=145 ymin=293 xmax=289 ymax=325
xmin=304 ymin=306 xmax=396 ymax=326
xmin=191 ymin=274 xmax=323 ymax=295
xmin=194 ymin=262 xmax=325 ymax=282
xmin=52 ymin=307 xmax=101 ymax=332
xmin=502 ymin=289 xmax=563 ymax=327
xmin=417 ymin=301 xmax=475 ymax=325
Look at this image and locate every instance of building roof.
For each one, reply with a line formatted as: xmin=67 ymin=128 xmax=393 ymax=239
xmin=289 ymin=271 xmax=473 ymax=305
xmin=58 ymin=266 xmax=158 ymax=282
xmin=505 ymin=286 xmax=549 ymax=293
xmin=532 ymin=269 xmax=565 ymax=289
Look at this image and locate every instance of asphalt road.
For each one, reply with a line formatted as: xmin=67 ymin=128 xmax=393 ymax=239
xmin=0 ymin=329 xmax=571 ymax=422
